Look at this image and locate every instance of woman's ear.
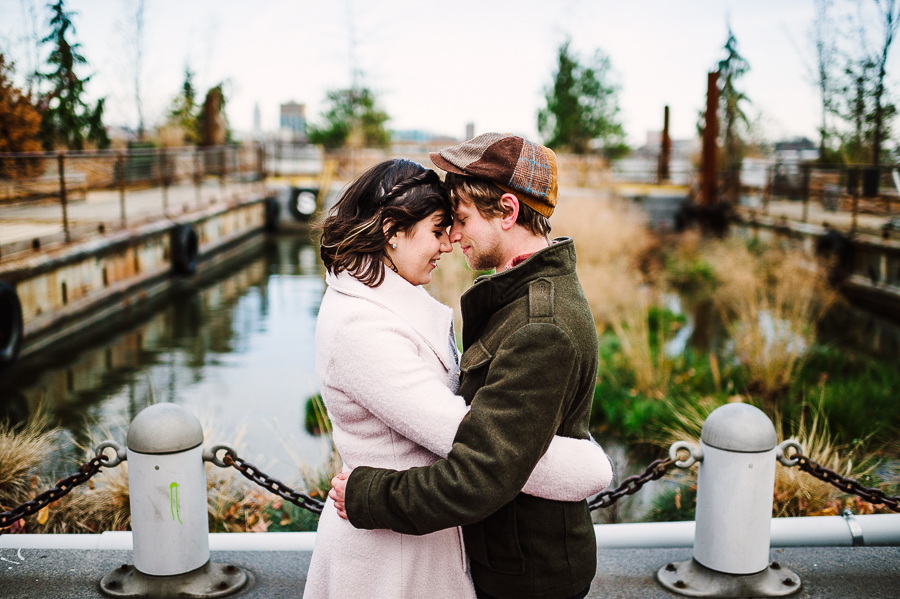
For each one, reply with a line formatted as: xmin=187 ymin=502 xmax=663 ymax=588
xmin=382 ymin=219 xmax=396 ymax=247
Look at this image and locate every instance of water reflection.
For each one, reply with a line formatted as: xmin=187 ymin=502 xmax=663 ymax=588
xmin=0 ymin=235 xmax=329 ymax=480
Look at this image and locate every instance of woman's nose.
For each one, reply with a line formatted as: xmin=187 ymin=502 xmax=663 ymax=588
xmin=440 ymin=233 xmax=452 ymax=252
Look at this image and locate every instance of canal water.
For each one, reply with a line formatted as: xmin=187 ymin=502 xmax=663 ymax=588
xmin=2 ymin=230 xmax=899 ymax=520
xmin=0 ymin=235 xmax=331 ymax=482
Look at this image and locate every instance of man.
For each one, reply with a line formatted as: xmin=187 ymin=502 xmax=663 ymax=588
xmin=331 ymin=133 xmax=600 ymax=599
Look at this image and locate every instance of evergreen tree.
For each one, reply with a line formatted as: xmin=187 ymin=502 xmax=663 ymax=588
xmin=0 ymin=54 xmax=43 ymax=178
xmin=38 ymin=0 xmax=108 ymax=150
xmin=718 ymin=27 xmax=751 ymax=202
xmin=167 ymin=65 xmax=201 ymax=145
xmin=537 ymin=39 xmax=627 ymax=157
xmin=307 ymin=86 xmax=390 ymax=149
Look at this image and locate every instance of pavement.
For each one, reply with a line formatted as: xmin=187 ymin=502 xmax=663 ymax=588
xmin=0 ymin=546 xmax=898 ymax=598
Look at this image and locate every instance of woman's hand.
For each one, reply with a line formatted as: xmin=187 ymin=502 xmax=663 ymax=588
xmin=329 ymin=471 xmax=351 ymax=520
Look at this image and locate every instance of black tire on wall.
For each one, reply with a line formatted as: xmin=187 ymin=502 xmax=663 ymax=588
xmin=0 ymin=280 xmax=24 ymax=371
xmin=171 ymin=224 xmax=199 ymax=275
xmin=816 ymin=230 xmax=855 ymax=282
xmin=289 ymin=188 xmax=318 ymax=222
xmin=264 ymin=196 xmax=281 ymax=231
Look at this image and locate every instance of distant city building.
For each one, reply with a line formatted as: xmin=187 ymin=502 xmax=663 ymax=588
xmin=774 ymin=137 xmax=818 ymax=163
xmin=280 ymin=102 xmax=307 ymax=140
xmin=253 ymin=102 xmax=262 ymax=138
xmin=391 ymin=129 xmax=458 ymax=144
xmin=466 ymin=123 xmax=475 ymax=140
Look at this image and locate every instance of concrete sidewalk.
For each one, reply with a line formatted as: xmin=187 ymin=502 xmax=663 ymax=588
xmin=1 ymin=546 xmax=898 ymax=598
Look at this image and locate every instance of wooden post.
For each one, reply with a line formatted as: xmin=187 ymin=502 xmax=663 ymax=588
xmin=658 ymin=105 xmax=671 ymax=184
xmin=701 ymin=72 xmax=719 ymax=206
xmin=118 ymin=151 xmax=127 ymax=228
xmin=58 ymin=152 xmax=70 ymax=243
xmin=851 ymin=190 xmax=859 ymax=233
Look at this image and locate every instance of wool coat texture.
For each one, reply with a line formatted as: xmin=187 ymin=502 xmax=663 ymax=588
xmin=304 ymin=262 xmax=612 ymax=599
xmin=345 ymin=239 xmax=606 ymax=599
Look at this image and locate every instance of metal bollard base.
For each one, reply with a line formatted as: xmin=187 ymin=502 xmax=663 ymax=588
xmin=657 ymin=559 xmax=801 ymax=597
xmin=100 ymin=560 xmax=248 ymax=597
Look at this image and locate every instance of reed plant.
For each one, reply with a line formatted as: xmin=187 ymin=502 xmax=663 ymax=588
xmin=706 ymin=240 xmax=838 ymax=397
xmin=0 ymin=416 xmax=57 ymax=533
xmin=651 ymin=396 xmax=879 ymax=519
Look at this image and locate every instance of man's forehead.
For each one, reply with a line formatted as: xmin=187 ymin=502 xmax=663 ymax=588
xmin=453 ymin=197 xmax=475 ymax=217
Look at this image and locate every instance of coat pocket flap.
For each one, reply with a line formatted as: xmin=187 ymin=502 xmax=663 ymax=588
xmin=460 ymin=340 xmax=492 ymax=372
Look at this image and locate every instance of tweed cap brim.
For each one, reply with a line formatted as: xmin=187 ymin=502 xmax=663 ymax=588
xmin=429 ymin=133 xmax=558 ymax=218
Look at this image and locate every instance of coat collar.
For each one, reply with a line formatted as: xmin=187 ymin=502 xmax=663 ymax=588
xmin=460 ymin=237 xmax=577 ymax=349
xmin=325 ymin=266 xmax=457 ymax=371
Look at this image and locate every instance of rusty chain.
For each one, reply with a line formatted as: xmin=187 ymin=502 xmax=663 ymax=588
xmin=218 ymin=450 xmax=324 ymax=515
xmin=793 ymin=454 xmax=900 ymax=513
xmin=0 ymin=454 xmax=110 ymax=534
xmin=588 ymin=458 xmax=676 ymax=511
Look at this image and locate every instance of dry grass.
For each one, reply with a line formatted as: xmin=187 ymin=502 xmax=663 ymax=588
xmin=705 ymin=241 xmax=838 ymax=396
xmin=658 ymin=396 xmax=876 ymax=517
xmin=0 ymin=416 xmax=57 ymax=533
xmin=553 ymin=194 xmax=670 ymax=395
xmin=772 ymin=402 xmax=875 ymax=517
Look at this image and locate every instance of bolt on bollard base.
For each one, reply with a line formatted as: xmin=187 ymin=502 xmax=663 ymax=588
xmin=100 ymin=561 xmax=248 ymax=598
xmin=657 ymin=559 xmax=800 ymax=597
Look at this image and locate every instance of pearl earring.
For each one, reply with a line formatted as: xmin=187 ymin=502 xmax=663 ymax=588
xmin=391 ymin=243 xmax=397 ymax=249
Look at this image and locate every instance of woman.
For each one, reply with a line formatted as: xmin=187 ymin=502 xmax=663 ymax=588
xmin=304 ymin=159 xmax=612 ymax=599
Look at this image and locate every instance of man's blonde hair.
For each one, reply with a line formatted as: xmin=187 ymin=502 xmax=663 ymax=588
xmin=444 ymin=173 xmax=551 ymax=237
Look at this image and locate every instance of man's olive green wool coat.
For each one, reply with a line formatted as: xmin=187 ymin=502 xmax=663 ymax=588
xmin=346 ymin=238 xmax=601 ymax=599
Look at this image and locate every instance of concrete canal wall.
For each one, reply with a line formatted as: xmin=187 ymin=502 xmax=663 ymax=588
xmin=0 ymin=195 xmax=269 ymax=363
xmin=732 ymin=213 xmax=900 ymax=315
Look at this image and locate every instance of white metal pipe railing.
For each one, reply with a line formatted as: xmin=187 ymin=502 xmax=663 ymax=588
xmin=3 ymin=515 xmax=897 ymax=552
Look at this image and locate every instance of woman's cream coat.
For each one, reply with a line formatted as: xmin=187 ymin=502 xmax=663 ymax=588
xmin=303 ymin=267 xmax=613 ymax=599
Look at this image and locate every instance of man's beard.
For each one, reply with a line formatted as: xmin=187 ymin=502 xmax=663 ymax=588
xmin=465 ymin=238 xmax=503 ymax=272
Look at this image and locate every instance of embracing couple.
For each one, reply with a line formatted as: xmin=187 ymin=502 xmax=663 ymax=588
xmin=304 ymin=133 xmax=614 ymax=599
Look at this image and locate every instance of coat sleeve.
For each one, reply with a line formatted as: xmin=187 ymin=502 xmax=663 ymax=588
xmin=345 ymin=323 xmax=587 ymax=535
xmin=326 ymin=313 xmax=467 ymax=459
xmin=331 ymin=313 xmax=612 ymax=502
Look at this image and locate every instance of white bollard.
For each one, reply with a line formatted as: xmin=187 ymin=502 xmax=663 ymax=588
xmin=126 ymin=404 xmax=209 ymax=575
xmin=100 ymin=403 xmax=246 ymax=597
xmin=658 ymin=403 xmax=801 ymax=597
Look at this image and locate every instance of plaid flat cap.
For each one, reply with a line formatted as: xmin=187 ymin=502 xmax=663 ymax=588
xmin=430 ymin=133 xmax=559 ymax=217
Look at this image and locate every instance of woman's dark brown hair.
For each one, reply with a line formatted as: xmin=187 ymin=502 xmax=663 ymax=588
xmin=320 ymin=159 xmax=452 ymax=287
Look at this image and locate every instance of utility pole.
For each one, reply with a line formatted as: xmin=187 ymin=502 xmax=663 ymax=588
xmin=657 ymin=106 xmax=671 ymax=184
xmin=701 ymin=72 xmax=719 ymax=207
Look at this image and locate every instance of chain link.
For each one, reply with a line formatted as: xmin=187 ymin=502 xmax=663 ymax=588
xmin=793 ymin=454 xmax=900 ymax=513
xmin=0 ymin=454 xmax=109 ymax=533
xmin=588 ymin=458 xmax=675 ymax=511
xmin=221 ymin=451 xmax=324 ymax=515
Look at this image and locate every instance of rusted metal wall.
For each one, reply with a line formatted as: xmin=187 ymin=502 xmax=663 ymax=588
xmin=0 ymin=197 xmax=266 ymax=357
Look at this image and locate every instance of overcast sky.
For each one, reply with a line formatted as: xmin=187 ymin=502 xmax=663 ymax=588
xmin=1 ymin=0 xmax=895 ymax=146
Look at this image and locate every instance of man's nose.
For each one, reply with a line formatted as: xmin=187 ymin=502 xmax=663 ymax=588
xmin=449 ymin=223 xmax=462 ymax=243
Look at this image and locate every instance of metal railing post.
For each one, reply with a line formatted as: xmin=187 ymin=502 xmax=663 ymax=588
xmin=801 ymin=164 xmax=810 ymax=223
xmin=658 ymin=403 xmax=801 ymax=597
xmin=118 ymin=151 xmax=127 ymax=228
xmin=194 ymin=147 xmax=202 ymax=207
xmin=219 ymin=146 xmax=227 ymax=193
xmin=57 ymin=151 xmax=70 ymax=243
xmin=100 ymin=403 xmax=247 ymax=596
xmin=160 ymin=148 xmax=169 ymax=216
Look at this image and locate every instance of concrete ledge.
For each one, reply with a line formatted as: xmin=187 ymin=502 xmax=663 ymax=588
xmin=0 ymin=547 xmax=897 ymax=598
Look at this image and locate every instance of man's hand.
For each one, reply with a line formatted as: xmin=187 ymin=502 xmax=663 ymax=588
xmin=329 ymin=471 xmax=350 ymax=520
